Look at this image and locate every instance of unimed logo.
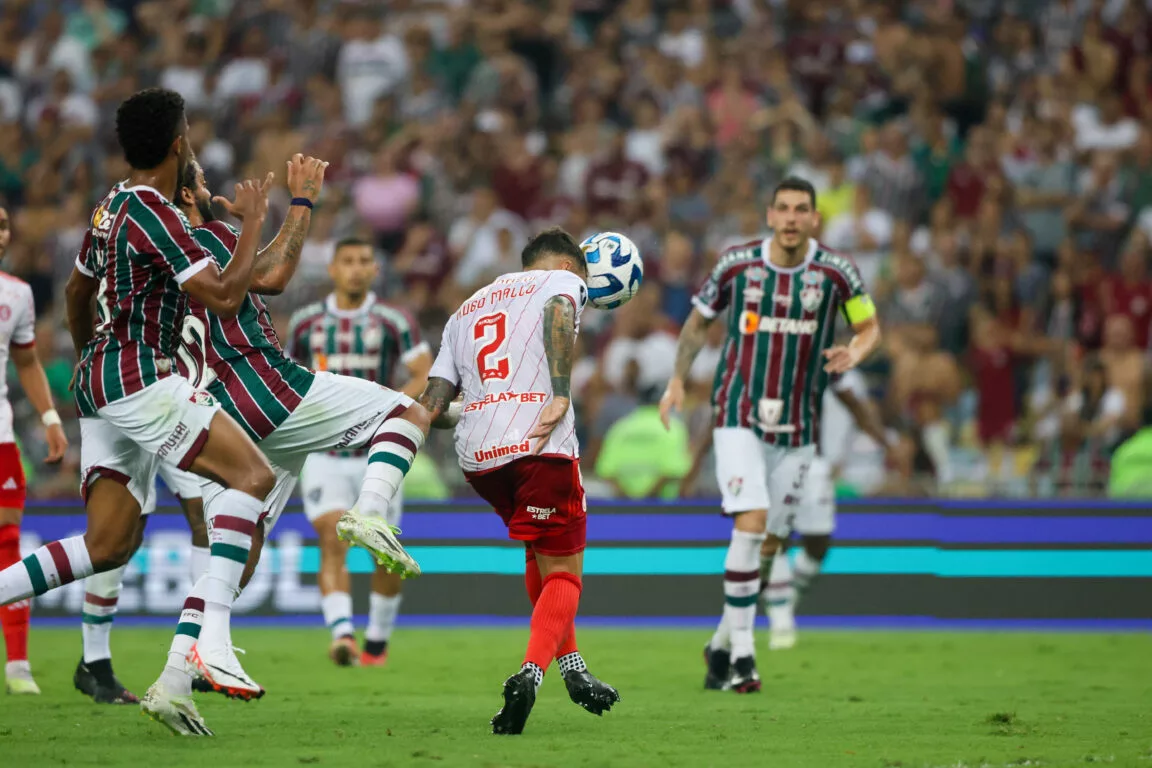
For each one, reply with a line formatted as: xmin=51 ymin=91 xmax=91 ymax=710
xmin=473 ymin=440 xmax=531 ymax=463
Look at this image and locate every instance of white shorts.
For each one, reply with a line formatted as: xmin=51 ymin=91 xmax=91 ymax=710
xmin=200 ymin=461 xmax=300 ymax=535
xmin=96 ymin=376 xmax=220 ymax=471
xmin=259 ymin=372 xmax=413 ymax=468
xmin=79 ymin=417 xmax=160 ymax=510
xmin=158 ymin=463 xmax=203 ymax=500
xmin=792 ymin=455 xmax=835 ymax=536
xmin=713 ymin=427 xmax=816 ymax=538
xmin=300 ymin=452 xmax=403 ymax=527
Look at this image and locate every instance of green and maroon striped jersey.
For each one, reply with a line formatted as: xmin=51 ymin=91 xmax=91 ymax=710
xmin=692 ymin=238 xmax=871 ymax=447
xmin=183 ymin=221 xmax=314 ymax=441
xmin=73 ymin=184 xmax=218 ymax=417
xmin=285 ymin=293 xmax=426 ymax=456
xmin=284 ymin=293 xmax=426 ymax=385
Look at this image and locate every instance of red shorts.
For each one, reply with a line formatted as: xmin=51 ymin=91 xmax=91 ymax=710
xmin=0 ymin=442 xmax=26 ymax=509
xmin=465 ymin=456 xmax=587 ymax=557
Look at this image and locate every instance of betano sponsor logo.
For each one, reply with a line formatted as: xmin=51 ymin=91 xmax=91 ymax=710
xmin=464 ymin=391 xmax=548 ymax=412
xmin=474 ymin=440 xmax=531 ymax=463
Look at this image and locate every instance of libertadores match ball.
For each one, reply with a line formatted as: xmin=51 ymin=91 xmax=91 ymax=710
xmin=580 ymin=232 xmax=643 ymax=309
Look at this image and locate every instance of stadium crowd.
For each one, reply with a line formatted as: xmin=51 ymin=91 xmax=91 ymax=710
xmin=1 ymin=0 xmax=1151 ymax=499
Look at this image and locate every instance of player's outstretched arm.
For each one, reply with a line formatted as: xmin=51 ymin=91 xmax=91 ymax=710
xmin=65 ymin=266 xmax=98 ymax=358
xmin=418 ymin=376 xmax=461 ymax=429
xmin=660 ymin=308 xmax=711 ymax=430
xmin=182 ymin=176 xmax=271 ymax=318
xmin=527 ymin=295 xmax=577 ymax=453
xmin=247 ymin=154 xmax=329 ymax=296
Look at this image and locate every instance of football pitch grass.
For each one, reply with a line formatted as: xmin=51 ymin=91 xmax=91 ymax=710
xmin=2 ymin=627 xmax=1149 ymax=768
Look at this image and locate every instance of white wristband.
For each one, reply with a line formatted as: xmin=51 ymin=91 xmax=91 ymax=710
xmin=41 ymin=409 xmax=62 ymax=427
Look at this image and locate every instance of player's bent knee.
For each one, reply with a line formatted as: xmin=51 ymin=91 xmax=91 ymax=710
xmin=401 ymin=402 xmax=432 ymax=435
xmin=83 ymin=530 xmax=135 ymax=572
xmin=733 ymin=509 xmax=768 ymax=533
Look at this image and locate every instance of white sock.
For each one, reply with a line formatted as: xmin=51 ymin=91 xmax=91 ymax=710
xmin=723 ymin=528 xmax=764 ymax=660
xmin=922 ymin=421 xmax=952 ymax=485
xmin=359 ymin=419 xmax=424 ymax=516
xmin=522 ymin=661 xmax=544 ymax=691
xmin=321 ymin=591 xmax=355 ymax=640
xmin=190 ymin=545 xmax=210 ymax=582
xmin=793 ymin=549 xmax=823 ymax=599
xmin=709 ymin=612 xmax=731 ymax=651
xmin=365 ymin=592 xmax=401 ymax=644
xmin=198 ymin=489 xmax=263 ymax=651
xmin=161 ymin=588 xmax=207 ymax=695
xmin=1 ymin=535 xmax=93 ymax=603
xmin=81 ymin=565 xmax=126 ymax=663
xmin=764 ymin=552 xmax=795 ymax=630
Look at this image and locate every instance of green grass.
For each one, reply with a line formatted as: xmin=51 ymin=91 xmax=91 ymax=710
xmin=2 ymin=628 xmax=1150 ymax=768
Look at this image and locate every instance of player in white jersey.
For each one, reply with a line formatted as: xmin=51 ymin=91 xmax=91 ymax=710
xmin=0 ymin=206 xmax=68 ymax=695
xmin=760 ymin=368 xmax=891 ymax=650
xmin=285 ymin=237 xmax=431 ymax=667
xmin=419 ymin=228 xmax=619 ymax=735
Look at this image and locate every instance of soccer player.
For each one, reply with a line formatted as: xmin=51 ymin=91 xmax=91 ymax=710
xmin=286 ymin=238 xmax=432 ymax=667
xmin=0 ymin=205 xmax=69 ymax=695
xmin=418 ymin=227 xmax=620 ymax=735
xmin=761 ymin=369 xmax=890 ymax=651
xmin=659 ymin=177 xmax=882 ymax=692
xmin=0 ymin=88 xmax=278 ymax=736
xmin=74 ymin=464 xmax=205 ymax=705
xmin=143 ymin=158 xmax=427 ymax=722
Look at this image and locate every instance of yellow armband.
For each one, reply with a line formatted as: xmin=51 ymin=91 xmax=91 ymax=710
xmin=844 ymin=294 xmax=876 ymax=324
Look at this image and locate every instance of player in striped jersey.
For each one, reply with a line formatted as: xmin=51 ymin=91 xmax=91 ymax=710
xmin=144 ymin=158 xmax=428 ymax=720
xmin=660 ymin=177 xmax=882 ymax=692
xmin=285 ymin=238 xmax=432 ymax=667
xmin=0 ymin=89 xmax=280 ymax=735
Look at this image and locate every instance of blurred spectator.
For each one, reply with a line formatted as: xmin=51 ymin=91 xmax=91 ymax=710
xmin=1 ymin=0 xmax=1150 ymax=499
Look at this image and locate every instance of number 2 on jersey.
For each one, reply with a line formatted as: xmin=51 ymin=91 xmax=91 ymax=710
xmin=474 ymin=311 xmax=510 ymax=382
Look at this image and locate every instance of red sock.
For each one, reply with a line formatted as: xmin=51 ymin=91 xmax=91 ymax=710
xmin=524 ymin=572 xmax=582 ymax=671
xmin=524 ymin=555 xmax=578 ymax=658
xmin=0 ymin=524 xmax=29 ymax=662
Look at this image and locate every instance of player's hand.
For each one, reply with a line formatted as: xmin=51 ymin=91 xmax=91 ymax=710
xmin=659 ymin=378 xmax=685 ymax=431
xmin=44 ymin=423 xmax=67 ymax=464
xmin=286 ymin=153 xmax=329 ymax=203
xmin=527 ymin=396 xmax=570 ymax=454
xmin=823 ymin=345 xmax=860 ymax=374
xmin=214 ymin=173 xmax=274 ymax=221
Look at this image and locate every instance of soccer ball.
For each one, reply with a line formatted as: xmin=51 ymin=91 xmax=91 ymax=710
xmin=580 ymin=232 xmax=643 ymax=309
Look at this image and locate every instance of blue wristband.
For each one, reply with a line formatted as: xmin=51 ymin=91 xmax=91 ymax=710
xmin=290 ymin=197 xmax=314 ymax=209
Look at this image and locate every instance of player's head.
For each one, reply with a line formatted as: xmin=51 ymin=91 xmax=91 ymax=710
xmin=115 ymin=88 xmax=190 ymax=180
xmin=0 ymin=206 xmax=9 ymax=261
xmin=329 ymin=237 xmax=378 ymax=299
xmin=768 ymin=177 xmax=819 ymax=251
xmin=177 ymin=159 xmax=215 ymax=225
xmin=521 ymin=227 xmax=587 ymax=278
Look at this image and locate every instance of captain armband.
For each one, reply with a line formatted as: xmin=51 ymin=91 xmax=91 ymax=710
xmin=844 ymin=294 xmax=876 ymax=324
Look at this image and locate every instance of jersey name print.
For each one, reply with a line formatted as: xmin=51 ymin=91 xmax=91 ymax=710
xmin=429 ymin=270 xmax=588 ymax=473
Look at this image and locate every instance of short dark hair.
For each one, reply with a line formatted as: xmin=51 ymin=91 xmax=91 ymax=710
xmin=771 ymin=177 xmax=817 ymax=209
xmin=521 ymin=227 xmax=585 ymax=274
xmin=334 ymin=237 xmax=372 ymax=252
xmin=116 ymin=88 xmax=186 ymax=170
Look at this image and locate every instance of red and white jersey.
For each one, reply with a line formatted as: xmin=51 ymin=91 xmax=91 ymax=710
xmin=430 ymin=270 xmax=588 ymax=473
xmin=0 ymin=273 xmax=36 ymax=443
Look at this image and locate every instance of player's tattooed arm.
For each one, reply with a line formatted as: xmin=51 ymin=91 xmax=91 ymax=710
xmin=542 ymin=295 xmax=577 ymax=399
xmin=251 ymin=155 xmax=328 ymax=296
xmin=672 ymin=309 xmax=710 ymax=381
xmin=659 ymin=308 xmax=711 ymax=430
xmin=419 ymin=376 xmax=462 ymax=429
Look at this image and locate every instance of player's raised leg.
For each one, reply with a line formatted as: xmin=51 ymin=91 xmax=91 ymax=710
xmin=336 ymin=401 xmax=430 ymax=576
